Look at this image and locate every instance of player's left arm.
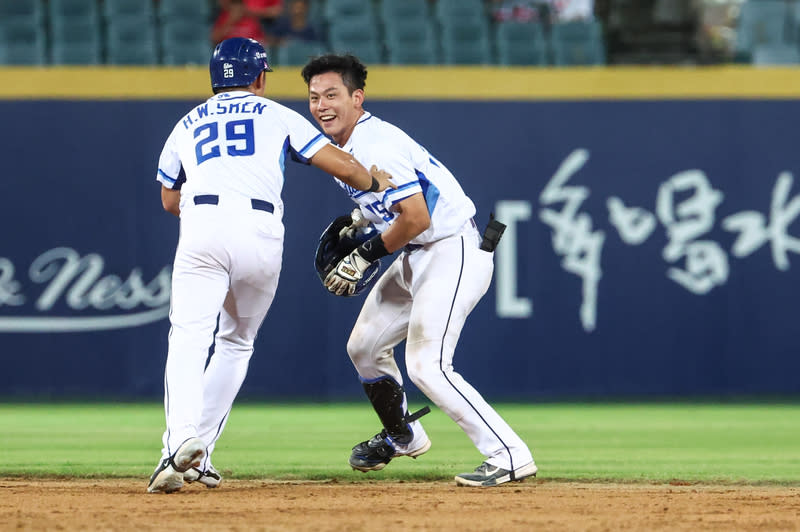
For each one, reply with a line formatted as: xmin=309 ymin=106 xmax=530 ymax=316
xmin=161 ymin=186 xmax=180 ymax=217
xmin=323 ymin=193 xmax=429 ymax=295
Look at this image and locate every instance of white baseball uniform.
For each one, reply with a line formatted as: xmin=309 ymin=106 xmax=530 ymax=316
xmin=156 ymin=90 xmax=330 ymax=470
xmin=335 ymin=112 xmax=534 ymax=473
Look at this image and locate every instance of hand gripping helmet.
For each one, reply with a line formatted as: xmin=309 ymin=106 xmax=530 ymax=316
xmin=315 ymin=215 xmax=382 ymax=297
xmin=210 ymin=37 xmax=273 ymax=90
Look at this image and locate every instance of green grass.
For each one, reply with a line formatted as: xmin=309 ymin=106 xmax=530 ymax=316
xmin=1 ymin=402 xmax=799 ymax=484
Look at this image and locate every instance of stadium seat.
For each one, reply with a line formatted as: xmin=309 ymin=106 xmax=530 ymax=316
xmin=439 ymin=19 xmax=493 ymax=65
xmin=386 ymin=42 xmax=439 ymax=65
xmin=328 ymin=40 xmax=383 ymax=64
xmin=160 ymin=19 xmax=212 ymax=64
xmin=495 ymin=22 xmax=548 ymax=66
xmin=49 ymin=4 xmax=102 ymax=65
xmin=49 ymin=0 xmax=99 ymax=19
xmin=50 ymin=16 xmax=102 ymax=46
xmin=0 ymin=19 xmax=47 ymax=65
xmin=433 ymin=0 xmax=487 ymax=25
xmin=734 ymin=0 xmax=790 ymax=63
xmin=440 ymin=41 xmax=492 ymax=65
xmin=327 ymin=17 xmax=383 ymax=63
xmin=275 ymin=40 xmax=327 ymax=66
xmin=323 ymin=0 xmax=374 ymax=20
xmin=0 ymin=0 xmax=44 ymax=25
xmin=106 ymin=18 xmax=159 ymax=65
xmin=550 ymin=21 xmax=606 ymax=66
xmin=51 ymin=42 xmax=103 ymax=65
xmin=162 ymin=42 xmax=213 ymax=66
xmin=157 ymin=0 xmax=212 ymax=22
xmin=384 ymin=20 xmax=438 ymax=65
xmin=751 ymin=43 xmax=800 ymax=65
xmin=379 ymin=0 xmax=429 ymax=26
xmin=102 ymin=0 xmax=155 ymax=20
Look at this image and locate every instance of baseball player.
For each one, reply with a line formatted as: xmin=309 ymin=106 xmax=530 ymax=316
xmin=147 ymin=38 xmax=393 ymax=494
xmin=302 ymin=54 xmax=537 ymax=487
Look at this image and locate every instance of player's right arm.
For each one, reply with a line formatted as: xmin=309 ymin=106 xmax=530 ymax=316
xmin=310 ymin=144 xmax=394 ymax=192
xmin=276 ymin=104 xmax=394 ymax=192
xmin=161 ymin=186 xmax=180 ymax=217
xmin=155 ymin=125 xmax=184 ymax=217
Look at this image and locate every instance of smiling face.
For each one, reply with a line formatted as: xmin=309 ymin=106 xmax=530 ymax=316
xmin=308 ymin=71 xmax=364 ymax=146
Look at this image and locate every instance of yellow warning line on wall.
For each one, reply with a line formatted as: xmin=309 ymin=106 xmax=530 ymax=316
xmin=2 ymin=65 xmax=800 ymax=100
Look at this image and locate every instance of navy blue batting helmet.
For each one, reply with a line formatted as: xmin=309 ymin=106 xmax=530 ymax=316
xmin=315 ymin=215 xmax=382 ymax=297
xmin=210 ymin=37 xmax=273 ymax=90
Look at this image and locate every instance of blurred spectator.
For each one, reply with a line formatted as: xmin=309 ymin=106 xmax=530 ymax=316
xmin=489 ymin=1 xmax=542 ymax=23
xmin=489 ymin=0 xmax=595 ymax=23
xmin=552 ymin=0 xmax=595 ymax=21
xmin=267 ymin=0 xmax=321 ymax=46
xmin=210 ymin=0 xmax=284 ymax=47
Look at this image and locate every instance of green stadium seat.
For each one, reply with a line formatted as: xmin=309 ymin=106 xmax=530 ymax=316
xmin=106 ymin=18 xmax=159 ymax=65
xmin=158 ymin=0 xmax=212 ymax=22
xmin=379 ymin=0 xmax=429 ymax=25
xmin=384 ymin=20 xmax=438 ymax=65
xmin=162 ymin=42 xmax=213 ymax=66
xmin=734 ymin=0 xmax=790 ymax=63
xmin=751 ymin=43 xmax=800 ymax=65
xmin=386 ymin=42 xmax=439 ymax=65
xmin=160 ymin=19 xmax=212 ymax=64
xmin=161 ymin=19 xmax=211 ymax=40
xmin=433 ymin=0 xmax=486 ymax=25
xmin=0 ymin=0 xmax=44 ymax=25
xmin=51 ymin=41 xmax=103 ymax=65
xmin=495 ymin=22 xmax=548 ymax=66
xmin=329 ymin=40 xmax=383 ymax=64
xmin=49 ymin=0 xmax=99 ymax=19
xmin=51 ymin=16 xmax=101 ymax=45
xmin=550 ymin=21 xmax=606 ymax=66
xmin=102 ymin=0 xmax=155 ymax=20
xmin=0 ymin=19 xmax=47 ymax=65
xmin=328 ymin=17 xmax=383 ymax=63
xmin=439 ymin=19 xmax=492 ymax=65
xmin=275 ymin=40 xmax=327 ymax=66
xmin=323 ymin=0 xmax=374 ymax=20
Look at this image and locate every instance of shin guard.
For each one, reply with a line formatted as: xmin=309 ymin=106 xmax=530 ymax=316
xmin=362 ymin=377 xmax=420 ymax=444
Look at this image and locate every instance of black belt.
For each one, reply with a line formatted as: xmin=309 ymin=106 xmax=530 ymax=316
xmin=193 ymin=194 xmax=274 ymax=213
xmin=403 ymin=243 xmax=423 ymax=253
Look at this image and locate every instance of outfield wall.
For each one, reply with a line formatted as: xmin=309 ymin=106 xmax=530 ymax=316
xmin=1 ymin=67 xmax=799 ymax=400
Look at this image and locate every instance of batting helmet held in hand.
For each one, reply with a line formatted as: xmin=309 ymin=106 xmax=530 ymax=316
xmin=315 ymin=214 xmax=382 ymax=297
xmin=210 ymin=37 xmax=273 ymax=90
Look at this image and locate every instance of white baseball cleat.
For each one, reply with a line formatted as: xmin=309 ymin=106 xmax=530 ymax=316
xmin=146 ymin=437 xmax=206 ymax=494
xmin=454 ymin=461 xmax=538 ymax=487
xmin=184 ymin=465 xmax=222 ymax=488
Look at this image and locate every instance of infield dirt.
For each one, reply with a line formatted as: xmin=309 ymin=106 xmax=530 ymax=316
xmin=1 ymin=478 xmax=797 ymax=531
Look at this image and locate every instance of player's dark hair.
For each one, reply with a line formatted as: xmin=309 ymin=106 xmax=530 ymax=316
xmin=301 ymin=53 xmax=367 ymax=94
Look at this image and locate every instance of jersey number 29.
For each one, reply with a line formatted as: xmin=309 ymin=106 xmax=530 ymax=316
xmin=194 ymin=119 xmax=254 ymax=165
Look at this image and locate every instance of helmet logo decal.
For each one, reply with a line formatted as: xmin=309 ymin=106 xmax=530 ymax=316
xmin=223 ymin=62 xmax=234 ymax=79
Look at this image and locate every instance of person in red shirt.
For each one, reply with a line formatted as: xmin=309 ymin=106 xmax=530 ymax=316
xmin=211 ymin=0 xmax=284 ymax=47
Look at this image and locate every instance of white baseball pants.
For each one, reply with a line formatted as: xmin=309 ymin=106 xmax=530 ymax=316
xmin=161 ymin=197 xmax=283 ymax=468
xmin=347 ymin=225 xmax=534 ymax=472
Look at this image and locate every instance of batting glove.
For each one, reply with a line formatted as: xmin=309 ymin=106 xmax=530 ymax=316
xmin=338 ymin=207 xmax=369 ymax=240
xmin=325 ymin=248 xmax=372 ymax=296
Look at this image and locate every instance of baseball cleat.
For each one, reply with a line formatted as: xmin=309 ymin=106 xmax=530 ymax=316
xmin=349 ymin=428 xmax=431 ymax=472
xmin=454 ymin=461 xmax=538 ymax=487
xmin=184 ymin=464 xmax=222 ymax=488
xmin=146 ymin=437 xmax=206 ymax=494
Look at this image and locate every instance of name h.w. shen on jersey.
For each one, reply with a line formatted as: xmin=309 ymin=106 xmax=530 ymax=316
xmin=0 ymin=247 xmax=171 ymax=333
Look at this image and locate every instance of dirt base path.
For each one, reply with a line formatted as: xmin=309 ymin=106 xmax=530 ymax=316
xmin=1 ymin=478 xmax=798 ymax=531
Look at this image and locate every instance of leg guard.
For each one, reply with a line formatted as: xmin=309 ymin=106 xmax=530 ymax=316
xmin=362 ymin=376 xmax=427 ymax=444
